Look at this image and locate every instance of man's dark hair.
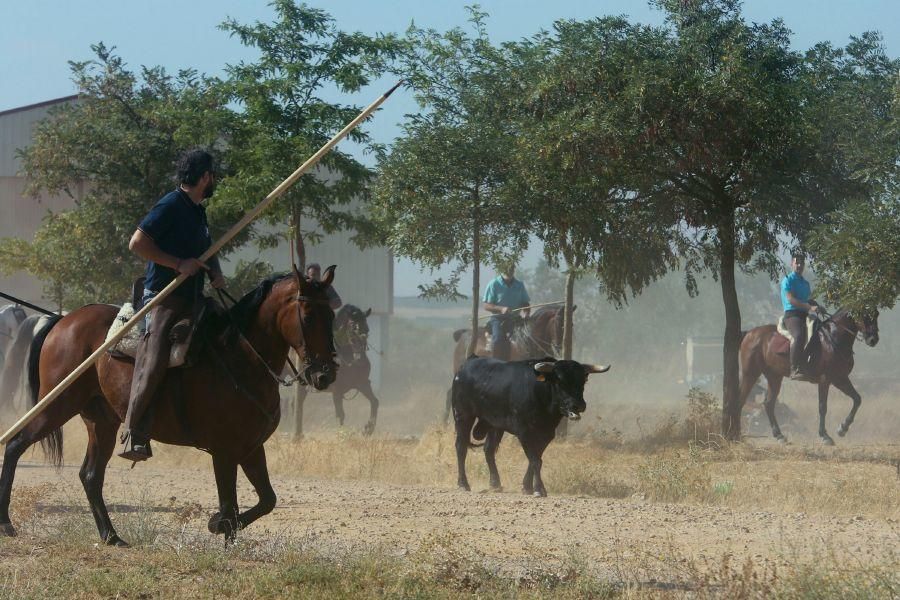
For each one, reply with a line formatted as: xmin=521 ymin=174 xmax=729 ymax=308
xmin=306 ymin=263 xmax=321 ymax=272
xmin=175 ymin=148 xmax=216 ymax=185
xmin=791 ymin=252 xmax=806 ymax=262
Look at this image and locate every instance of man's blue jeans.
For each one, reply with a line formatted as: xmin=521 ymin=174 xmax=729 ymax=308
xmin=488 ymin=316 xmax=513 ymax=360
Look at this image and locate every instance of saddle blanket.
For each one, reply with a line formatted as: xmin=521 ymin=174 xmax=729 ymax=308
xmin=105 ymin=303 xmax=192 ymax=368
xmin=772 ymin=315 xmax=816 ymax=355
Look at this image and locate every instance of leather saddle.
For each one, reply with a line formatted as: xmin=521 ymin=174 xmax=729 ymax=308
xmin=770 ymin=315 xmax=821 ymax=358
xmin=106 ymin=277 xmax=210 ymax=368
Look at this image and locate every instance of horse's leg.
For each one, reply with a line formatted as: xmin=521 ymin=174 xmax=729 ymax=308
xmin=0 ymin=403 xmax=81 ymax=536
xmin=832 ymin=377 xmax=862 ymax=437
xmin=332 ymin=388 xmax=346 ymax=427
xmin=357 ymin=380 xmax=379 ymax=436
xmin=817 ymin=381 xmax=835 ymax=446
xmin=237 ymin=446 xmax=276 ymax=530
xmin=454 ymin=415 xmax=475 ymax=491
xmin=763 ymin=374 xmax=787 ymax=443
xmin=79 ymin=404 xmax=128 ymax=546
xmin=207 ymin=453 xmax=239 ymax=541
xmin=484 ymin=428 xmax=504 ymax=491
xmin=292 ymin=385 xmax=307 ymax=441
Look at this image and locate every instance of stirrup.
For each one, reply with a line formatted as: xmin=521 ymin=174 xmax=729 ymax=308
xmin=117 ymin=430 xmax=152 ymax=462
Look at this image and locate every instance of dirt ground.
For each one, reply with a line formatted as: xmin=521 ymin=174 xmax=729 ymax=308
xmin=8 ymin=440 xmax=899 ymax=582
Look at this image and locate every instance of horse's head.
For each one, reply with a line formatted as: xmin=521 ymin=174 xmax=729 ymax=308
xmin=529 ymin=304 xmax=574 ymax=357
xmin=858 ymin=310 xmax=880 ymax=347
xmin=287 ymin=265 xmax=338 ymax=390
xmin=336 ymin=305 xmax=371 ymax=355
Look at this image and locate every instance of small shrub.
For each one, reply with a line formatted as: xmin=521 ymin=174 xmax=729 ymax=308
xmin=635 ymin=451 xmax=712 ymax=503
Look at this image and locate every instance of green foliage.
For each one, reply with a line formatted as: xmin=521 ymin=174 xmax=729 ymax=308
xmin=218 ymin=0 xmax=401 ymax=244
xmin=0 ymin=43 xmax=235 ymax=308
xmin=809 ymin=201 xmax=900 ymax=314
xmin=368 ymin=9 xmax=527 ymax=299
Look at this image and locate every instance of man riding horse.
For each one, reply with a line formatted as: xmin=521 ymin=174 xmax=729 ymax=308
xmin=780 ymin=254 xmax=821 ymax=380
xmin=482 ymin=265 xmax=531 ymax=361
xmin=118 ymin=148 xmax=226 ymax=461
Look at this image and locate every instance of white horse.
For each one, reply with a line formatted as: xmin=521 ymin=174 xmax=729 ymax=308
xmin=0 ymin=306 xmax=27 ymax=373
xmin=0 ymin=314 xmax=50 ymax=418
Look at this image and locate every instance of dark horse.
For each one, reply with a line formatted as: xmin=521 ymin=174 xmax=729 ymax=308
xmin=444 ymin=305 xmax=570 ymax=423
xmin=0 ymin=268 xmax=337 ymax=545
xmin=293 ymin=304 xmax=380 ymax=438
xmin=738 ymin=309 xmax=879 ymax=444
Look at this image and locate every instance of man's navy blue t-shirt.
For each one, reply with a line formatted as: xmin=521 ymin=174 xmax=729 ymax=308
xmin=138 ymin=189 xmax=211 ymax=299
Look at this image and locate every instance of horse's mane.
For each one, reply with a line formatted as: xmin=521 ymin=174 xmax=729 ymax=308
xmin=224 ymin=273 xmax=292 ymax=333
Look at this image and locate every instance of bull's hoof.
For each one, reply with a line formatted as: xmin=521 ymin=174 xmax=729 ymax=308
xmin=533 ymin=489 xmax=548 ymax=498
xmin=208 ymin=512 xmax=231 ymax=535
xmin=820 ymin=434 xmax=835 ymax=447
xmin=363 ymin=421 xmax=375 ymax=436
xmin=0 ymin=522 xmax=17 ymax=537
xmin=837 ymin=424 xmax=848 ymax=437
xmin=105 ymin=534 xmax=130 ymax=547
xmin=522 ymin=487 xmax=534 ymax=496
xmin=458 ymin=483 xmax=471 ymax=492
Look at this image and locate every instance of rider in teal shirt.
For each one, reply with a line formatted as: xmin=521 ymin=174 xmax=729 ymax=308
xmin=780 ymin=254 xmax=820 ymax=379
xmin=482 ymin=266 xmax=530 ymax=360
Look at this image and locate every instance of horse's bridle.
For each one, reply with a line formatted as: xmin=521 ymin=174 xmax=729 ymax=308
xmin=216 ymin=288 xmax=336 ymax=387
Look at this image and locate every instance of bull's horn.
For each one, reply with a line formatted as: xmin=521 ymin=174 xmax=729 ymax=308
xmin=584 ymin=364 xmax=611 ymax=374
xmin=567 ymin=411 xmax=581 ymax=421
xmin=534 ymin=362 xmax=555 ymax=373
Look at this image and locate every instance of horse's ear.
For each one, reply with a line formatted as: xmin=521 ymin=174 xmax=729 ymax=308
xmin=322 ymin=265 xmax=337 ymax=287
xmin=364 ymin=307 xmax=372 ymax=317
xmin=572 ymin=305 xmax=577 ymax=312
xmin=293 ymin=264 xmax=307 ymax=293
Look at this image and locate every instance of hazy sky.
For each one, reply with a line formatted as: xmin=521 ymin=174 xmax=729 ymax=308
xmin=2 ymin=1 xmax=897 ymax=295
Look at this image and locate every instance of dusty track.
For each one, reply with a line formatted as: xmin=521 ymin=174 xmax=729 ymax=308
xmin=9 ymin=455 xmax=899 ymax=579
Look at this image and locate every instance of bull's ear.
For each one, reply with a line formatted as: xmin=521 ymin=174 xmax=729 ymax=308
xmin=322 ymin=265 xmax=337 ymax=286
xmin=534 ymin=362 xmax=555 ymax=373
xmin=364 ymin=307 xmax=372 ymax=317
xmin=572 ymin=305 xmax=577 ymax=312
xmin=583 ymin=363 xmax=611 ymax=375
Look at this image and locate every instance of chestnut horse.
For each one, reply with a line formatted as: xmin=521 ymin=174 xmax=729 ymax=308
xmin=738 ymin=309 xmax=879 ymax=444
xmin=0 ymin=268 xmax=337 ymax=545
xmin=293 ymin=304 xmax=380 ymax=438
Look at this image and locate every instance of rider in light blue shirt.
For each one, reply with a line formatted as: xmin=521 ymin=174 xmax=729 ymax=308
xmin=780 ymin=254 xmax=820 ymax=379
xmin=482 ymin=266 xmax=530 ymax=360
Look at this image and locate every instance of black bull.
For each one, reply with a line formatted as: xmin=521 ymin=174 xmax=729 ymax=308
xmin=451 ymin=357 xmax=610 ymax=497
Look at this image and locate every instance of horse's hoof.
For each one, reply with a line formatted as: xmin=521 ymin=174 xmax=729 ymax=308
xmin=533 ymin=489 xmax=548 ymax=498
xmin=820 ymin=435 xmax=835 ymax=447
xmin=776 ymin=435 xmax=788 ymax=445
xmin=0 ymin=522 xmax=17 ymax=537
xmin=105 ymin=534 xmax=130 ymax=548
xmin=489 ymin=484 xmax=503 ymax=493
xmin=363 ymin=422 xmax=375 ymax=436
xmin=837 ymin=425 xmax=848 ymax=437
xmin=522 ymin=488 xmax=534 ymax=496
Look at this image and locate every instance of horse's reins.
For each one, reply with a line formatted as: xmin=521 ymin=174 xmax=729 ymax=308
xmin=819 ymin=310 xmax=866 ymax=344
xmin=215 ymin=288 xmax=303 ymax=387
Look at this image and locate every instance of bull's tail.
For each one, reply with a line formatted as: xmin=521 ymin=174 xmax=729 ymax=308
xmin=469 ymin=418 xmax=490 ymax=448
xmin=26 ymin=315 xmax=64 ymax=467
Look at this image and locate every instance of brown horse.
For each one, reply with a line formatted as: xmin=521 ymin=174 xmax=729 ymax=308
xmin=293 ymin=304 xmax=380 ymax=438
xmin=738 ymin=309 xmax=879 ymax=444
xmin=0 ymin=268 xmax=337 ymax=545
xmin=444 ymin=305 xmax=569 ymax=423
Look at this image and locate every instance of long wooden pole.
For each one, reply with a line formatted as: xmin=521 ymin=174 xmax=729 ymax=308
xmin=0 ymin=81 xmax=403 ymax=446
xmin=476 ymin=300 xmax=565 ymax=320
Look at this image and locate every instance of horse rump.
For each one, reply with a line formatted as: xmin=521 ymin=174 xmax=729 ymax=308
xmin=26 ymin=315 xmax=64 ymax=466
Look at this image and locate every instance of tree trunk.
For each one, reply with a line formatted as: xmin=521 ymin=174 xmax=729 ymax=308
xmin=562 ymin=268 xmax=576 ymax=360
xmin=718 ymin=210 xmax=743 ymax=440
xmin=291 ymin=204 xmax=306 ymax=271
xmin=466 ymin=201 xmax=481 ymax=357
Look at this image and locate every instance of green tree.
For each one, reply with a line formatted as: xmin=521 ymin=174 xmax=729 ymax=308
xmin=0 ymin=43 xmax=235 ymax=308
xmin=369 ymin=10 xmax=526 ymax=355
xmin=217 ymin=0 xmax=401 ymax=268
xmin=527 ymin=0 xmax=889 ymax=439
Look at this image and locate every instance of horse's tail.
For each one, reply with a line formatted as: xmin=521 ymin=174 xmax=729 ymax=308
xmin=452 ymin=329 xmax=467 ymax=343
xmin=27 ymin=315 xmax=64 ymax=467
